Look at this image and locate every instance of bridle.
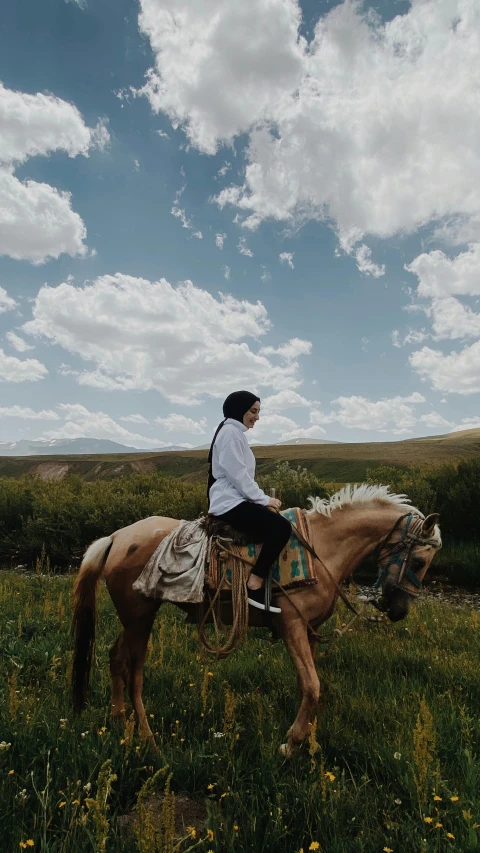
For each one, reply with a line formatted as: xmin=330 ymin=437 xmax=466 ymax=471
xmin=372 ymin=511 xmax=441 ymax=601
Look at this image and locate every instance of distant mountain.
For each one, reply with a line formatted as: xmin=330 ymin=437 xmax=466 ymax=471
xmin=0 ymin=438 xmax=194 ymax=456
xmin=0 ymin=438 xmax=146 ymax=456
xmin=274 ymin=438 xmax=339 ymax=446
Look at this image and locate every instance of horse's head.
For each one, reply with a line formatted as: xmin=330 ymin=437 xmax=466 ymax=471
xmin=375 ymin=512 xmax=442 ymax=622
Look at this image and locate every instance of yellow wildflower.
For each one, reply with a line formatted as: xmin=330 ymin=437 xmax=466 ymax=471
xmin=309 ymin=843 xmax=320 ymax=851
xmin=435 ymin=822 xmax=443 ymax=829
xmin=207 ymin=783 xmax=214 ymax=790
xmin=324 ymin=771 xmax=335 ymax=782
xmin=8 ymin=769 xmax=15 ymax=775
xmin=72 ymin=799 xmax=80 ymax=805
xmin=207 ymin=828 xmax=214 ymax=841
xmin=59 ymin=801 xmax=66 ymax=808
xmin=384 ymin=847 xmax=393 ymax=853
xmin=434 ymin=795 xmax=442 ymax=801
xmin=446 ymin=833 xmax=455 ymax=839
xmin=424 ymin=817 xmax=433 ymax=824
xmin=186 ymin=826 xmax=196 ymax=839
xmin=233 ymin=824 xmax=239 ymax=831
xmin=450 ymin=796 xmax=459 ymax=802
xmin=207 ymin=672 xmax=214 ymax=677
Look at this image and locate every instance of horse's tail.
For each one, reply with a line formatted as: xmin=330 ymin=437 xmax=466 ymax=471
xmin=72 ymin=535 xmax=113 ymax=713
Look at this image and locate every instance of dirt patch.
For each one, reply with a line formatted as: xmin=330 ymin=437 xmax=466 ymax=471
xmin=118 ymin=793 xmax=207 ymax=840
xmin=33 ymin=463 xmax=71 ymax=482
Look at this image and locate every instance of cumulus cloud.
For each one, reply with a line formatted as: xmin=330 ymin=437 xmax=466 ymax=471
xmin=0 ymin=348 xmax=47 ymax=382
xmin=250 ymin=413 xmax=299 ymax=441
xmin=5 ymin=331 xmax=33 ymax=352
xmin=137 ymin=0 xmax=304 ymax=155
xmin=277 ymin=424 xmax=327 ymax=441
xmin=410 ymin=342 xmax=480 ymax=395
xmin=142 ymin=0 xmax=480 ymax=249
xmin=419 ymin=411 xmax=453 ymax=429
xmin=237 ymin=236 xmax=253 ymax=257
xmin=0 ymin=82 xmax=109 ymax=263
xmin=354 ymin=245 xmax=385 ymax=278
xmin=406 ymin=244 xmax=480 ymax=300
xmin=260 ymin=338 xmax=311 ymax=361
xmin=119 ymin=413 xmax=150 ymax=425
xmin=0 ymin=287 xmax=17 ymax=313
xmin=23 ymin=273 xmax=310 ymax=404
xmin=44 ymin=403 xmax=159 ymax=447
xmin=309 ymin=392 xmax=426 ymax=432
xmin=450 ymin=418 xmax=480 ymax=433
xmin=222 ymin=265 xmax=230 ymax=280
xmin=215 ymin=233 xmax=226 ymax=250
xmin=279 ymin=252 xmax=294 ymax=269
xmin=262 ymin=389 xmax=314 ymax=411
xmin=155 ymin=413 xmax=207 ymax=434
xmin=0 ymin=405 xmax=59 ymax=420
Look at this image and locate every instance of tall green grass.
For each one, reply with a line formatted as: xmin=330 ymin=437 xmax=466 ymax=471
xmin=1 ymin=573 xmax=478 ymax=852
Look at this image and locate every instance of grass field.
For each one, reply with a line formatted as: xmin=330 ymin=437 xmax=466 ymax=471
xmin=0 ymin=428 xmax=479 ymax=483
xmin=1 ymin=572 xmax=479 ymax=853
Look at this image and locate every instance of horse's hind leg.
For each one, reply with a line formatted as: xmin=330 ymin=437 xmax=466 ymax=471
xmin=125 ymin=617 xmax=157 ymax=747
xmin=280 ymin=621 xmax=320 ymax=757
xmin=109 ymin=631 xmax=129 ymax=720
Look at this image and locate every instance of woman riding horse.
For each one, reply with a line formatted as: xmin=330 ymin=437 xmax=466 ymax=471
xmin=207 ymin=390 xmax=291 ymax=614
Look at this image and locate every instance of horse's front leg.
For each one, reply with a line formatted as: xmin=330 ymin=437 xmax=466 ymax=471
xmin=280 ymin=619 xmax=320 ymax=757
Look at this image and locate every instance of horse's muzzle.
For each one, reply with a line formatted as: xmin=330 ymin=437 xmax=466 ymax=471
xmin=383 ymin=586 xmax=411 ymax=622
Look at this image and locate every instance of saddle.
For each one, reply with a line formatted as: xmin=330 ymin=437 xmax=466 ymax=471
xmin=202 ymin=508 xmax=318 ymax=593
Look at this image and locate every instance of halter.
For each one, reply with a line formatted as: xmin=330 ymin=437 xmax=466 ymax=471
xmin=373 ymin=512 xmax=441 ymax=598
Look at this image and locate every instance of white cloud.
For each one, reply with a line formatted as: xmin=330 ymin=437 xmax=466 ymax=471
xmin=260 ymin=266 xmax=271 ymax=283
xmin=45 ymin=403 xmax=158 ymax=447
xmin=215 ymin=233 xmax=226 ymax=250
xmin=0 ymin=405 xmax=59 ymax=420
xmin=355 ymin=245 xmax=385 ymax=278
xmin=450 ymin=418 xmax=480 ymax=433
xmin=156 ymin=129 xmax=170 ymax=139
xmin=137 ymin=0 xmax=304 ymax=155
xmin=119 ymin=413 xmax=150 ymax=425
xmin=192 ymin=230 xmax=203 ymax=239
xmin=406 ymin=244 xmax=480 ymax=299
xmin=65 ymin=0 xmax=87 ymax=8
xmin=222 ymin=265 xmax=230 ymax=280
xmin=429 ymin=296 xmax=480 ymax=340
xmin=23 ymin=273 xmax=309 ymax=404
xmin=250 ymin=412 xmax=299 ymax=441
xmin=155 ymin=413 xmax=207 ymax=434
xmin=0 ymin=82 xmax=108 ymax=263
xmin=5 ymin=331 xmax=33 ymax=352
xmin=0 ymin=287 xmax=17 ymax=313
xmin=0 ymin=348 xmax=47 ymax=383
xmin=313 ymin=392 xmax=426 ymax=432
xmin=279 ymin=252 xmax=294 ymax=269
xmin=419 ymin=411 xmax=453 ymax=429
xmin=237 ymin=236 xmax=253 ymax=257
xmin=171 ymin=205 xmax=192 ymax=229
xmin=134 ymin=159 xmax=140 ymax=171
xmin=260 ymin=338 xmax=311 ymax=361
xmin=410 ymin=342 xmax=480 ymax=395
xmin=262 ymin=389 xmax=313 ymax=411
xmin=278 ymin=424 xmax=327 ymax=441
xmin=0 ymin=171 xmax=88 ymax=263
xmin=216 ymin=162 xmax=231 ymax=179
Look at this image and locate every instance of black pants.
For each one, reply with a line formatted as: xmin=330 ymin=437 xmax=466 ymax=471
xmin=216 ymin=501 xmax=291 ymax=580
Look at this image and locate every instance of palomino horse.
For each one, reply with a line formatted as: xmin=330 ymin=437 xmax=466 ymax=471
xmin=72 ymin=484 xmax=441 ymax=757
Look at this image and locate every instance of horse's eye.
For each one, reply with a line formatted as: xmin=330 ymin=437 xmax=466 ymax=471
xmin=411 ymin=556 xmax=425 ymax=571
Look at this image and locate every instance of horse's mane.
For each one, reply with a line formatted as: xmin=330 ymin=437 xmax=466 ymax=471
xmin=307 ymin=483 xmax=423 ymax=518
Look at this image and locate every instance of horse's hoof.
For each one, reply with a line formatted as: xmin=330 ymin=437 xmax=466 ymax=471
xmin=279 ymin=742 xmax=292 ymax=758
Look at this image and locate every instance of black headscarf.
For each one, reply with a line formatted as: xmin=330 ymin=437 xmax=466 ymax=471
xmin=207 ymin=390 xmax=260 ymax=507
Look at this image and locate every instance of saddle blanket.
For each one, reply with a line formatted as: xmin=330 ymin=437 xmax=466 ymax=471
xmin=207 ymin=507 xmax=318 ymax=592
xmin=133 ymin=508 xmax=318 ymax=604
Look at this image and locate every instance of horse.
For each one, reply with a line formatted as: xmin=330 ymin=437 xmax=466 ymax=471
xmin=71 ymin=484 xmax=441 ymax=757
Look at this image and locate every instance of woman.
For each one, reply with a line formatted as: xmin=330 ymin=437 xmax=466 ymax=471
xmin=207 ymin=390 xmax=291 ymax=613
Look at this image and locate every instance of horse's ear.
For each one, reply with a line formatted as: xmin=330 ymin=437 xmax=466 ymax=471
xmin=422 ymin=513 xmax=440 ymax=537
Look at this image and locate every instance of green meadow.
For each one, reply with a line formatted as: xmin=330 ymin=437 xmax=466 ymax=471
xmin=1 ymin=571 xmax=479 ymax=853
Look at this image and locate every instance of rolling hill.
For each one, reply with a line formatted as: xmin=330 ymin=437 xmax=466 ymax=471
xmin=0 ymin=429 xmax=478 ymax=483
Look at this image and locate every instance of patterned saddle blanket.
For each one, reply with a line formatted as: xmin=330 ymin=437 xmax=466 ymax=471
xmin=205 ymin=507 xmax=318 ymax=592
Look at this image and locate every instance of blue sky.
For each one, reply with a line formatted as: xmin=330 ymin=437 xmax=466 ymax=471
xmin=0 ymin=0 xmax=479 ymax=448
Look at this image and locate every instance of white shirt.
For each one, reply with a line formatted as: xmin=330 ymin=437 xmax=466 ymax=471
xmin=208 ymin=418 xmax=270 ymax=515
